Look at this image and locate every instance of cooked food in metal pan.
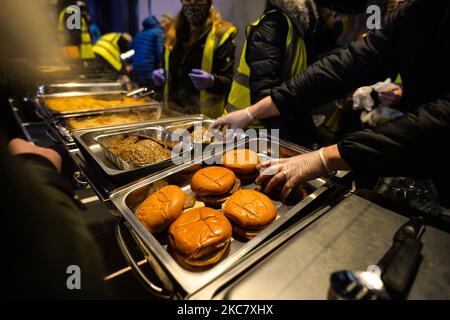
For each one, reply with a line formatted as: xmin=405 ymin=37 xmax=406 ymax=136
xmin=67 ymin=112 xmax=159 ymax=130
xmin=44 ymin=96 xmax=148 ymax=112
xmin=104 ymin=135 xmax=172 ymax=167
xmin=168 ymin=122 xmax=229 ymax=145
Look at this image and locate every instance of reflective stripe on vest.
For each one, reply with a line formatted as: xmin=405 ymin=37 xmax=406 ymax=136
xmin=93 ymin=33 xmax=123 ymax=71
xmin=58 ymin=6 xmax=95 ymax=60
xmin=163 ymin=48 xmax=171 ymax=108
xmin=164 ymin=24 xmax=237 ymax=119
xmin=226 ymin=10 xmax=307 ymax=113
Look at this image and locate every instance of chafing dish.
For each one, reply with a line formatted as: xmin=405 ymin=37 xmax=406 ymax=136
xmin=52 ymin=105 xmax=183 ymax=145
xmin=164 ymin=119 xmax=215 ymax=132
xmin=35 ymin=94 xmax=157 ymax=117
xmin=32 ymin=80 xmax=159 ymax=117
xmin=95 ymin=126 xmax=192 ymax=171
xmin=37 ymin=81 xmax=127 ymax=97
xmin=165 ymin=119 xmax=238 ymax=146
xmin=110 ymin=137 xmax=348 ymax=299
xmin=37 ymin=63 xmax=118 ymax=82
xmin=72 ymin=116 xmax=205 ymax=183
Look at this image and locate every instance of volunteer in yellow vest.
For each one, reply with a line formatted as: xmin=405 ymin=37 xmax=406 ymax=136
xmin=93 ymin=33 xmax=132 ymax=73
xmin=151 ymin=0 xmax=237 ymax=119
xmin=225 ymin=0 xmax=368 ymax=147
xmin=58 ymin=1 xmax=95 ymax=60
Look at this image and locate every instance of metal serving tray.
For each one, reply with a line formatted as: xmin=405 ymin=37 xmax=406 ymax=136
xmin=37 ymin=63 xmax=119 ymax=82
xmin=95 ymin=126 xmax=192 ymax=171
xmin=165 ymin=119 xmax=215 ymax=132
xmin=110 ymin=137 xmax=345 ymax=298
xmin=37 ymin=81 xmax=127 ymax=97
xmin=35 ymin=94 xmax=157 ymax=118
xmin=72 ymin=116 xmax=205 ymax=184
xmin=165 ymin=119 xmax=238 ymax=146
xmin=53 ymin=105 xmax=183 ymax=144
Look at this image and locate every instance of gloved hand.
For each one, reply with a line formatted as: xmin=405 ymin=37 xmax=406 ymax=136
xmin=378 ymin=84 xmax=403 ymax=106
xmin=189 ymin=69 xmax=214 ymax=90
xmin=255 ymin=151 xmax=328 ymax=203
xmin=152 ymin=68 xmax=166 ymax=87
xmin=212 ymin=108 xmax=254 ymax=131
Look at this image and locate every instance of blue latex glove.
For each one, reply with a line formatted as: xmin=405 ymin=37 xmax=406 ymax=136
xmin=152 ymin=68 xmax=166 ymax=87
xmin=189 ymin=69 xmax=214 ymax=90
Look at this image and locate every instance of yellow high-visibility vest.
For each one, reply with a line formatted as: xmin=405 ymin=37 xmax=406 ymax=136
xmin=164 ymin=24 xmax=237 ymax=119
xmin=226 ymin=10 xmax=307 ymax=113
xmin=58 ymin=6 xmax=95 ymax=60
xmin=93 ymin=33 xmax=123 ymax=71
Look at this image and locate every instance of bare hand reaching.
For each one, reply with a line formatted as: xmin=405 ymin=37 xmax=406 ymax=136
xmin=8 ymin=138 xmax=62 ymax=173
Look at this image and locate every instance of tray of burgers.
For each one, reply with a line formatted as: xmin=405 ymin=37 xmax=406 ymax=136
xmin=110 ymin=136 xmax=344 ymax=298
xmin=72 ymin=116 xmax=206 ymax=183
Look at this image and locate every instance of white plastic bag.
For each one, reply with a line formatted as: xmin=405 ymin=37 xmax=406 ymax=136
xmin=353 ymin=78 xmax=404 ymax=126
xmin=353 ymin=86 xmax=375 ymax=111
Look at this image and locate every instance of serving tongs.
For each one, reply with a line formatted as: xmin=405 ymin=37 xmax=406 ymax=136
xmin=126 ymin=87 xmax=155 ymax=99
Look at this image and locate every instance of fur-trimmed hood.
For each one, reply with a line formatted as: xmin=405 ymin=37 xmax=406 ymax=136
xmin=269 ymin=0 xmax=319 ymax=37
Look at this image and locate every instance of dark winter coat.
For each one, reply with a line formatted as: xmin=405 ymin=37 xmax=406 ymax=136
xmin=270 ymin=0 xmax=450 ymax=202
xmin=247 ymin=0 xmax=340 ymax=147
xmin=165 ymin=24 xmax=236 ymax=114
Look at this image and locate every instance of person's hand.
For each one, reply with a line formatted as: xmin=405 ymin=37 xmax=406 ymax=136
xmin=213 ymin=96 xmax=280 ymax=132
xmin=8 ymin=138 xmax=62 ymax=174
xmin=212 ymin=108 xmax=254 ymax=131
xmin=378 ymin=84 xmax=403 ymax=106
xmin=152 ymin=69 xmax=166 ymax=87
xmin=255 ymin=151 xmax=328 ymax=203
xmin=189 ymin=69 xmax=214 ymax=90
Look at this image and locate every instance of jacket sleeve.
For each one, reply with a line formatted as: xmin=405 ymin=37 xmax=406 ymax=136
xmin=247 ymin=12 xmax=289 ymax=104
xmin=207 ymin=29 xmax=237 ymax=95
xmin=338 ymin=94 xmax=450 ymax=179
xmin=270 ymin=0 xmax=418 ymax=119
xmin=1 ymin=146 xmax=109 ymax=299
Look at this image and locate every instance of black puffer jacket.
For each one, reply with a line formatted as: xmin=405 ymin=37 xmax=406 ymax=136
xmin=271 ymin=0 xmax=450 ymax=202
xmin=247 ymin=0 xmax=339 ymax=147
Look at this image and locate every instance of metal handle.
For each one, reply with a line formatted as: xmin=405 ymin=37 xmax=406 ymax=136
xmin=46 ymin=127 xmax=62 ymax=145
xmin=115 ymin=219 xmax=174 ymax=299
xmin=126 ymin=87 xmax=148 ymax=98
xmin=73 ymin=171 xmax=89 ymax=189
xmin=30 ymin=97 xmax=51 ymax=120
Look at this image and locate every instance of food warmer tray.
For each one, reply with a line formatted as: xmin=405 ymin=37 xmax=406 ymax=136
xmin=31 ymin=81 xmax=160 ymax=118
xmin=72 ymin=116 xmax=206 ymax=184
xmin=165 ymin=119 xmax=225 ymax=144
xmin=95 ymin=126 xmax=192 ymax=171
xmin=37 ymin=64 xmax=119 ymax=82
xmin=36 ymin=81 xmax=127 ymax=97
xmin=52 ymin=105 xmax=183 ymax=146
xmin=33 ymin=95 xmax=160 ymax=119
xmin=110 ymin=137 xmax=349 ymax=299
